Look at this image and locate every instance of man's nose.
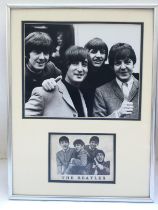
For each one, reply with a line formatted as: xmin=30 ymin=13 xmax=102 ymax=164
xmin=77 ymin=63 xmax=83 ymax=71
xmin=96 ymin=50 xmax=101 ymax=57
xmin=120 ymin=62 xmax=126 ymax=69
xmin=38 ymin=52 xmax=45 ymax=59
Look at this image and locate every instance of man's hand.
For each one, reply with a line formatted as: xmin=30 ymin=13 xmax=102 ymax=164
xmin=117 ymin=100 xmax=134 ymax=117
xmin=94 ymin=158 xmax=104 ymax=170
xmin=70 ymin=158 xmax=75 ymax=163
xmin=42 ymin=75 xmax=62 ymax=91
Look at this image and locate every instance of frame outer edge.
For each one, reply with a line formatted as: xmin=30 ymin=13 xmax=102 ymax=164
xmin=6 ymin=1 xmax=158 ymax=9
xmin=7 ymin=5 xmax=13 ymax=198
xmin=7 ymin=2 xmax=158 ymax=202
xmin=149 ymin=6 xmax=158 ymax=203
xmin=152 ymin=6 xmax=158 ymax=203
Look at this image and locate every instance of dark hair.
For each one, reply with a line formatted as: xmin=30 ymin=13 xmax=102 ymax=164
xmin=96 ymin=150 xmax=105 ymax=157
xmin=73 ymin=139 xmax=85 ymax=147
xmin=63 ymin=45 xmax=88 ymax=77
xmin=84 ymin=38 xmax=108 ymax=61
xmin=89 ymin=136 xmax=99 ymax=144
xmin=59 ymin=136 xmax=69 ymax=144
xmin=56 ymin=32 xmax=64 ymax=44
xmin=56 ymin=31 xmax=64 ymax=38
xmin=108 ymin=43 xmax=136 ymax=66
xmin=25 ymin=32 xmax=53 ymax=60
xmin=65 ymin=45 xmax=88 ymax=67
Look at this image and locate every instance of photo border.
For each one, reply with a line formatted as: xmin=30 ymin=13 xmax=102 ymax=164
xmin=7 ymin=2 xmax=158 ymax=202
xmin=22 ymin=21 xmax=144 ymax=121
xmin=48 ymin=132 xmax=116 ymax=184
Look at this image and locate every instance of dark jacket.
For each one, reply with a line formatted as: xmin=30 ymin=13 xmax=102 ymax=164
xmin=25 ymin=61 xmax=61 ymax=102
xmin=89 ymin=160 xmax=110 ymax=175
xmin=81 ymin=64 xmax=115 ymax=116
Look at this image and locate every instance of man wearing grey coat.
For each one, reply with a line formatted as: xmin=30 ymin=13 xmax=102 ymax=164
xmin=93 ymin=43 xmax=140 ymax=119
xmin=25 ymin=79 xmax=88 ymax=117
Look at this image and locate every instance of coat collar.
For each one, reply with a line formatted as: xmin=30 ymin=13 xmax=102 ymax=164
xmin=128 ymin=77 xmax=139 ymax=101
xmin=57 ymin=80 xmax=77 ymax=111
xmin=111 ymin=76 xmax=139 ymax=102
xmin=111 ymin=79 xmax=124 ymax=101
xmin=57 ymin=80 xmax=88 ymax=117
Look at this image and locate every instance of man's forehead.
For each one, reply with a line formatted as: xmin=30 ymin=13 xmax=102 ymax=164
xmin=90 ymin=140 xmax=98 ymax=143
xmin=60 ymin=140 xmax=69 ymax=143
xmin=71 ymin=58 xmax=88 ymax=63
xmin=114 ymin=57 xmax=132 ymax=61
xmin=89 ymin=47 xmax=106 ymax=51
xmin=88 ymin=49 xmax=107 ymax=55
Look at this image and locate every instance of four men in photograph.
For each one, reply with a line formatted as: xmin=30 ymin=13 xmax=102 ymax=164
xmin=24 ymin=30 xmax=140 ymax=119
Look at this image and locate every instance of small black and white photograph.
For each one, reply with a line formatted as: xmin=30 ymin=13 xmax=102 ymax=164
xmin=23 ymin=22 xmax=143 ymax=120
xmin=48 ymin=133 xmax=116 ymax=183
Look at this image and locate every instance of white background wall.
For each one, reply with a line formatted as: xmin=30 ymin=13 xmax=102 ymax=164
xmin=74 ymin=23 xmax=141 ymax=73
xmin=0 ymin=0 xmax=9 ymax=159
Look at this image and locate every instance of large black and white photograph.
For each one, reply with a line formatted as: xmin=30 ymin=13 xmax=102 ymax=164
xmin=49 ymin=133 xmax=116 ymax=183
xmin=23 ymin=22 xmax=143 ymax=120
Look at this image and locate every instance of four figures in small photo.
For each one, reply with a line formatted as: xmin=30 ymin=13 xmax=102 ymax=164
xmin=56 ymin=136 xmax=110 ymax=176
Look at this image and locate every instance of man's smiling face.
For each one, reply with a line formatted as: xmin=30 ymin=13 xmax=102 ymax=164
xmin=89 ymin=49 xmax=106 ymax=68
xmin=114 ymin=58 xmax=134 ymax=82
xmin=28 ymin=50 xmax=49 ymax=72
xmin=65 ymin=59 xmax=88 ymax=86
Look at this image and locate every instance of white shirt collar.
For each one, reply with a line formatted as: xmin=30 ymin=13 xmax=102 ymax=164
xmin=116 ymin=76 xmax=134 ymax=91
